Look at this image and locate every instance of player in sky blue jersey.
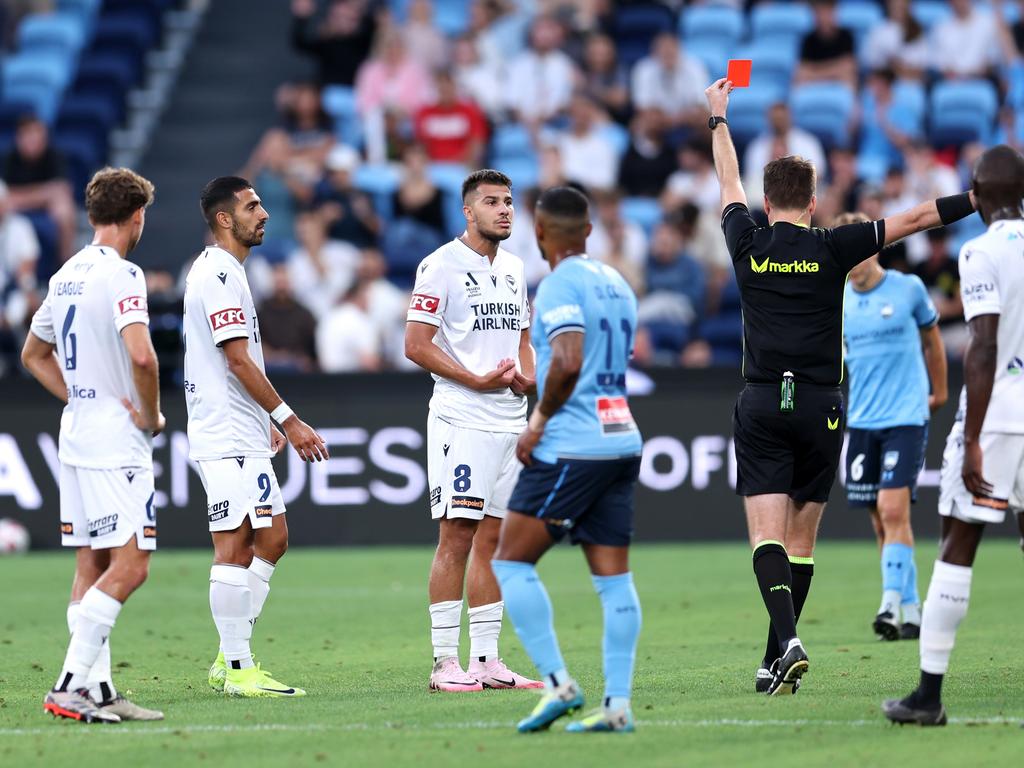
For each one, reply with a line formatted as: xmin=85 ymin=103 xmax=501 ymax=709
xmin=839 ymin=212 xmax=948 ymax=642
xmin=491 ymin=186 xmax=643 ymax=734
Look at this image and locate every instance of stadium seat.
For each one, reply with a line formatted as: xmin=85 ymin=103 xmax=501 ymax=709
xmin=644 ymin=320 xmax=691 ymax=357
xmin=93 ymin=8 xmax=161 ymax=50
xmin=434 ymin=0 xmax=471 ymax=37
xmin=54 ymin=129 xmax=103 ymax=201
xmin=600 ymin=122 xmax=630 ymax=158
xmin=683 ymin=38 xmax=728 ymax=81
xmin=837 ymin=1 xmax=883 ymax=57
xmin=382 ymin=219 xmax=445 ymax=287
xmin=750 ymin=3 xmax=813 ymax=52
xmin=893 ymin=79 xmax=927 ymax=124
xmin=491 ymin=123 xmax=534 ymax=161
xmin=56 ymin=96 xmax=113 ymax=160
xmin=735 ymin=42 xmax=796 ymax=96
xmin=929 ymin=79 xmax=998 ymax=146
xmin=1006 ymin=61 xmax=1024 ymax=111
xmin=17 ymin=13 xmax=88 ymax=57
xmin=24 ymin=210 xmax=60 ymax=282
xmin=2 ymin=53 xmax=74 ymax=123
xmin=493 ymin=156 xmax=538 ymax=189
xmin=680 ymin=5 xmax=744 ymax=48
xmin=910 ymin=0 xmax=951 ymax=29
xmin=620 ymin=197 xmax=662 ymax=236
xmin=322 ymin=85 xmax=362 ymax=148
xmin=0 ymin=100 xmax=36 ymax=133
xmin=611 ymin=3 xmax=677 ymax=69
xmin=718 ymin=276 xmax=741 ymax=314
xmin=790 ymin=82 xmax=856 ymax=150
xmin=727 ymin=88 xmax=782 ymax=151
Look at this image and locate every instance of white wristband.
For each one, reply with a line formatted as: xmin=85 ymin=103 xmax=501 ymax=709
xmin=270 ymin=402 xmax=294 ymax=424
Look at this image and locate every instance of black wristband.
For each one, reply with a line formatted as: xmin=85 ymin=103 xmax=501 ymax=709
xmin=936 ymin=192 xmax=974 ymax=225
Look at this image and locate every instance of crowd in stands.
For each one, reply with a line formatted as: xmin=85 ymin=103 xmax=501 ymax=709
xmin=3 ymin=0 xmax=1024 ymax=378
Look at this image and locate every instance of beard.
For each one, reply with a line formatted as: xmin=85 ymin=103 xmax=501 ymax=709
xmin=478 ymin=223 xmax=511 ymax=243
xmin=232 ymin=220 xmax=265 ymax=247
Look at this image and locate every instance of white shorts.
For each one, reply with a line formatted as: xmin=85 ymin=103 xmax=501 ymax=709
xmin=427 ymin=412 xmax=522 ymax=521
xmin=60 ymin=465 xmax=157 ymax=551
xmin=938 ymin=423 xmax=1024 ymax=524
xmin=197 ymin=456 xmax=285 ymax=533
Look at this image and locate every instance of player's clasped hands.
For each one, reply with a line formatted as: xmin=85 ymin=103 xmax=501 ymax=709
xmin=475 ymin=358 xmax=517 ymax=391
xmin=121 ymin=397 xmax=166 ymax=437
xmin=281 ymin=415 xmax=329 ymax=462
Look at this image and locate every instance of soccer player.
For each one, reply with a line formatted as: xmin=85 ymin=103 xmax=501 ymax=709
xmin=22 ymin=168 xmax=164 ymax=723
xmin=184 ymin=177 xmax=327 ymax=698
xmin=884 ymin=145 xmax=1024 ymax=726
xmin=840 ymin=211 xmax=948 ymax=641
xmin=405 ymin=169 xmax=541 ymax=692
xmin=704 ymin=77 xmax=978 ymax=697
xmin=492 ymin=186 xmax=643 ymax=734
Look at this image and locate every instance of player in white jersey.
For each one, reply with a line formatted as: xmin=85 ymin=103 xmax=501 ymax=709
xmin=406 ymin=170 xmax=542 ymax=692
xmin=185 ymin=177 xmax=327 ymax=698
xmin=22 ymin=168 xmax=164 ymax=723
xmin=885 ymin=145 xmax=1024 ymax=726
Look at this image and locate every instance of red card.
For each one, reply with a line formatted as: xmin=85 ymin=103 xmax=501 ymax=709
xmin=726 ymin=59 xmax=752 ymax=87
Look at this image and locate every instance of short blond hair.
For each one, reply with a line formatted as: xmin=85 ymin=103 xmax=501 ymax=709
xmin=830 ymin=211 xmax=870 ymax=227
xmin=85 ymin=167 xmax=155 ymax=225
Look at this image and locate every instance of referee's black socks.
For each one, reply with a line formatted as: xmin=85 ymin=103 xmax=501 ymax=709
xmin=763 ymin=556 xmax=814 ymax=665
xmin=752 ymin=541 xmax=798 ymax=653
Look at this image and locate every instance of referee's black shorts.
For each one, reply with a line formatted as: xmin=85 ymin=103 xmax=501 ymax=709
xmin=733 ymin=383 xmax=845 ymax=503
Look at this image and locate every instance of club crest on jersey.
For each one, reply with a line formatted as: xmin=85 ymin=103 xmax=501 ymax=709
xmin=880 ymin=304 xmax=894 ymax=318
xmin=118 ymin=296 xmax=147 ymax=315
xmin=410 ymin=294 xmax=440 ymax=314
xmin=210 ymin=307 xmax=246 ymax=330
xmin=505 ymin=275 xmax=518 ymax=294
xmin=883 ymin=451 xmax=900 ymax=471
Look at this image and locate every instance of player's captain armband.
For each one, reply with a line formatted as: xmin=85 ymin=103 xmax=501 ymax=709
xmin=410 ymin=293 xmax=440 ymax=314
xmin=117 ymin=296 xmax=147 ymax=315
xmin=209 ymin=307 xmax=246 ymax=331
xmin=596 ymin=396 xmax=637 ymax=435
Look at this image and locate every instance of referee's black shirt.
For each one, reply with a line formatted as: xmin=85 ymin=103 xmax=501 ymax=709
xmin=722 ymin=203 xmax=885 ymax=386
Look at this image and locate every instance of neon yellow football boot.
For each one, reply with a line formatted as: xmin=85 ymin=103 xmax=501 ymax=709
xmin=208 ymin=652 xmax=227 ymax=692
xmin=223 ymin=663 xmax=306 ymax=698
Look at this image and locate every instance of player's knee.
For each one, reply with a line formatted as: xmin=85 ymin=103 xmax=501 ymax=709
xmin=877 ymin=498 xmax=908 ymax=530
xmin=438 ymin=518 xmax=477 ymax=551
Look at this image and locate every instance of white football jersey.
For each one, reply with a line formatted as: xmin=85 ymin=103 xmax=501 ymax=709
xmin=183 ymin=246 xmax=273 ymax=460
xmin=957 ymin=218 xmax=1024 ymax=434
xmin=29 ymin=245 xmax=152 ymax=469
xmin=407 ymin=238 xmax=531 ymax=432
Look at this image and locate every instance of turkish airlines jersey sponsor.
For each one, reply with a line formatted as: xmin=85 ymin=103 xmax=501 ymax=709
xmin=29 ymin=245 xmax=152 ymax=469
xmin=407 ymin=238 xmax=530 ymax=432
xmin=957 ymin=218 xmax=1024 ymax=434
xmin=183 ymin=246 xmax=273 ymax=460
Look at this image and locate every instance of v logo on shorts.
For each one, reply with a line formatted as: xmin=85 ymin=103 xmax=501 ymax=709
xmin=827 ymin=417 xmax=839 ymax=431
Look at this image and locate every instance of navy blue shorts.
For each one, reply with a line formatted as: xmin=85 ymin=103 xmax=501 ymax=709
xmin=845 ymin=424 xmax=928 ymax=507
xmin=507 ymin=456 xmax=642 ymax=547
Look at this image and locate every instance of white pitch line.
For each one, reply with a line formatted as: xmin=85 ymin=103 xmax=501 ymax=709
xmin=0 ymin=716 xmax=1019 ymax=737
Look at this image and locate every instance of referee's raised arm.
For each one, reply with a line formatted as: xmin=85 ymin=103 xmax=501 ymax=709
xmin=705 ymin=78 xmax=746 ymax=213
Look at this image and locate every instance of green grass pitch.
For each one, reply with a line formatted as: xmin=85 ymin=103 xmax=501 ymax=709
xmin=0 ymin=542 xmax=1021 ymax=767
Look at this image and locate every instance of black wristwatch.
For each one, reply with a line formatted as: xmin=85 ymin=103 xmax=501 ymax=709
xmin=708 ymin=115 xmax=728 ymax=131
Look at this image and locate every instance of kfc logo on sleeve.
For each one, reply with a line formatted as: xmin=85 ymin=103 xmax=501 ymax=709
xmin=210 ymin=307 xmax=246 ymax=330
xmin=410 ymin=294 xmax=440 ymax=314
xmin=118 ymin=296 xmax=147 ymax=315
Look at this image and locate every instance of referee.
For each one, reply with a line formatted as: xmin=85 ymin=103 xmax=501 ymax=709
xmin=704 ymin=78 xmax=978 ymax=696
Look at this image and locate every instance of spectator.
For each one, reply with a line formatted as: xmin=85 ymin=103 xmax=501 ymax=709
xmin=857 ymin=182 xmax=909 ymax=272
xmin=392 ymin=144 xmax=447 ymax=234
xmin=662 ymin=137 xmax=720 ymax=214
xmin=550 ymin=92 xmax=618 ymax=192
xmin=258 ymin=264 xmax=319 ymax=372
xmin=504 ymin=16 xmax=577 ymax=127
xmin=586 ymin=189 xmax=647 ymax=295
xmin=414 ymin=70 xmax=488 ymax=166
xmin=452 ymin=34 xmax=503 ymax=121
xmin=578 ymin=32 xmax=630 ymax=125
xmin=355 ymin=27 xmax=434 ymax=119
xmin=913 ymin=228 xmax=967 ymax=356
xmin=637 ymin=219 xmax=705 ymax=362
xmin=313 ymin=144 xmax=381 ymax=248
xmin=0 ymin=179 xmax=40 ymax=376
xmin=402 ymin=0 xmax=449 ymax=70
xmin=904 ymin=139 xmax=960 ymax=206
xmin=290 ymin=0 xmax=379 ymax=86
xmin=144 ymin=269 xmax=184 ymax=378
xmin=859 ymin=68 xmax=919 ymax=169
xmin=796 ymin=0 xmax=857 ymax=89
xmin=815 ymin=147 xmax=864 ymax=225
xmin=931 ymin=0 xmax=1000 ymax=80
xmin=316 ymin=281 xmax=383 ymax=372
xmin=355 ymin=248 xmax=409 ymax=368
xmin=863 ymin=0 xmax=930 ymax=79
xmin=503 ymin=186 xmax=547 ymax=289
xmin=630 ymin=33 xmax=709 ymax=132
xmin=2 ymin=115 xmax=76 ymax=263
xmin=617 ymin=108 xmax=676 ymax=198
xmin=743 ymin=103 xmax=826 ymax=207
xmin=673 ymin=201 xmax=731 ymax=314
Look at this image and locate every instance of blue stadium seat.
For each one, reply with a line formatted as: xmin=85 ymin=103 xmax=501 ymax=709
xmin=837 ymin=1 xmax=884 ymax=57
xmin=727 ymin=87 xmax=782 ymax=150
xmin=2 ymin=53 xmax=74 ymax=122
xmin=492 ymin=156 xmax=538 ymax=189
xmin=680 ymin=5 xmax=744 ymax=47
xmin=790 ymin=82 xmax=856 ymax=150
xmin=491 ymin=123 xmax=535 ymax=162
xmin=611 ymin=3 xmax=677 ymax=69
xmin=700 ymin=311 xmax=743 ymax=347
xmin=600 ymin=122 xmax=630 ymax=158
xmin=750 ymin=3 xmax=814 ymax=51
xmin=93 ymin=8 xmax=160 ymax=50
xmin=0 ymin=100 xmax=37 ymax=132
xmin=911 ymin=0 xmax=951 ymax=29
xmin=54 ymin=129 xmax=102 ymax=201
xmin=24 ymin=210 xmax=60 ymax=282
xmin=735 ymin=42 xmax=796 ymax=95
xmin=929 ymin=79 xmax=998 ymax=145
xmin=893 ymin=79 xmax=927 ymax=124
xmin=644 ymin=320 xmax=691 ymax=356
xmin=426 ymin=162 xmax=467 ymax=236
xmin=434 ymin=0 xmax=471 ymax=37
xmin=56 ymin=96 xmax=112 ymax=160
xmin=620 ymin=197 xmax=662 ymax=236
xmin=718 ymin=276 xmax=741 ymax=313
xmin=17 ymin=13 xmax=88 ymax=57
xmin=322 ymin=85 xmax=362 ymax=148
xmin=1006 ymin=61 xmax=1024 ymax=111
xmin=382 ymin=219 xmax=445 ymax=287
xmin=683 ymin=38 xmax=728 ymax=81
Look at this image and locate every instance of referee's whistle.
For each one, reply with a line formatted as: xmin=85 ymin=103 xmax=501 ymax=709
xmin=780 ymin=371 xmax=795 ymax=412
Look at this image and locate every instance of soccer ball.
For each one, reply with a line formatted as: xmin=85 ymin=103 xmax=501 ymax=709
xmin=0 ymin=518 xmax=30 ymax=554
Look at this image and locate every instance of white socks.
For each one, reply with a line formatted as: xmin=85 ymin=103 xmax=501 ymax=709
xmin=468 ymin=601 xmax=503 ymax=660
xmin=56 ymin=588 xmax=121 ymax=692
xmin=920 ymin=560 xmax=972 ymax=675
xmin=248 ymin=557 xmax=275 ymax=629
xmin=67 ymin=601 xmax=116 ymax=702
xmin=429 ymin=600 xmax=462 ymax=660
xmin=210 ymin=564 xmax=254 ymax=669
